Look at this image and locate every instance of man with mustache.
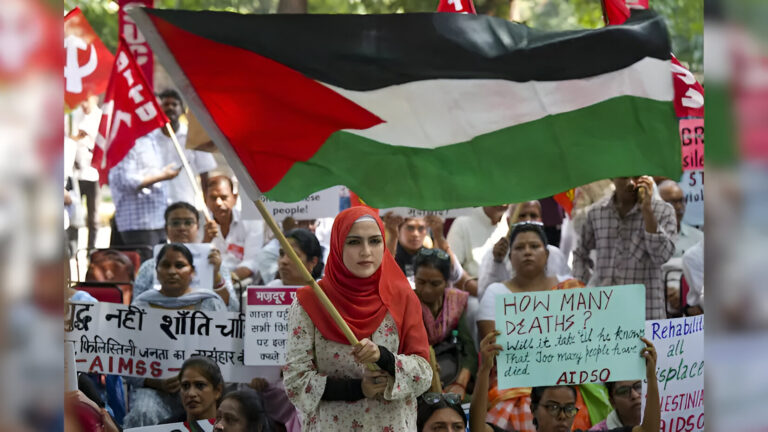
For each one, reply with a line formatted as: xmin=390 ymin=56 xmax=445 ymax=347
xmin=573 ymin=176 xmax=677 ymax=320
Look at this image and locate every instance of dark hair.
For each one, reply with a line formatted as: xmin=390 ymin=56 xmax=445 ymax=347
xmin=164 ymin=201 xmax=199 ymax=225
xmin=205 ymin=175 xmax=235 ymax=195
xmin=413 ymin=249 xmax=451 ymax=281
xmin=285 ymin=228 xmax=325 ymax=279
xmin=158 ymin=88 xmax=184 ymax=110
xmin=417 ymin=398 xmax=466 ymax=432
xmin=156 ymin=243 xmax=195 ymax=270
xmin=509 ymin=223 xmax=548 ymax=248
xmin=219 ymin=388 xmax=275 ymax=432
xmin=605 ymin=382 xmax=616 ymax=396
xmin=87 ymin=250 xmax=135 ymax=281
xmin=530 ymin=385 xmax=578 ymax=408
xmin=178 ymin=355 xmax=224 ymax=400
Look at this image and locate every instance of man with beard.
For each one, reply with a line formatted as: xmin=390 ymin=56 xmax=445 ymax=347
xmin=573 ymin=176 xmax=677 ymax=320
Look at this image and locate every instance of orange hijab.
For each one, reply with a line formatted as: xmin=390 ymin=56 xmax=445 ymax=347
xmin=296 ymin=207 xmax=430 ymax=360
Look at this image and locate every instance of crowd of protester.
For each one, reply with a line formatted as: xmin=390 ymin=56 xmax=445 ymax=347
xmin=65 ymin=90 xmax=703 ymax=432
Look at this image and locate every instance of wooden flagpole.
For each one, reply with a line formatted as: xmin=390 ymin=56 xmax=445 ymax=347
xmin=165 ymin=123 xmax=213 ymax=223
xmin=252 ymin=198 xmax=377 ymax=371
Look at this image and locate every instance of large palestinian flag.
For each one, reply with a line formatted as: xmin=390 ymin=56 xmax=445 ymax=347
xmin=131 ymin=8 xmax=679 ymax=209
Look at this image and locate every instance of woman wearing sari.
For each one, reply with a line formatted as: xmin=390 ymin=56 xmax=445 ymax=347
xmin=124 ymin=243 xmax=226 ymax=428
xmin=477 ymin=222 xmax=608 ymax=432
xmin=282 ymin=207 xmax=432 ymax=431
xmin=412 ymin=248 xmax=477 ymax=398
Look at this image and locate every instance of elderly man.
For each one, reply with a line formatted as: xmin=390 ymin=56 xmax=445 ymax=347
xmin=573 ymin=176 xmax=677 ymax=320
xmin=658 ymin=179 xmax=703 ymax=258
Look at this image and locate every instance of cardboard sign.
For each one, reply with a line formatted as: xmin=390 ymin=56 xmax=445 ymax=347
xmin=680 ymin=118 xmax=704 ymax=171
xmin=64 ymin=301 xmax=279 ymax=382
xmin=494 ymin=285 xmax=646 ymax=389
xmin=152 ymin=243 xmax=214 ymax=291
xmin=241 ymin=186 xmax=344 ymax=221
xmin=644 ymin=316 xmax=704 ymax=432
xmin=244 ymin=286 xmax=299 ymax=366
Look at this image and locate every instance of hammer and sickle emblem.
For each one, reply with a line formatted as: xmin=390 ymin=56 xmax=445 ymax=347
xmin=64 ymin=35 xmax=98 ymax=94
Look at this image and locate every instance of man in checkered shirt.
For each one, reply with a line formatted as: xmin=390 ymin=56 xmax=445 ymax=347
xmin=573 ymin=176 xmax=677 ymax=320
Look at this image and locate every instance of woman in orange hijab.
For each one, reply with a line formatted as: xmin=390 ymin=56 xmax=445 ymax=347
xmin=283 ymin=207 xmax=433 ymax=431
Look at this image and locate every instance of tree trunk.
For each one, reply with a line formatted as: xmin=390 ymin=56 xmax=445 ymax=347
xmin=277 ymin=0 xmax=307 ymax=13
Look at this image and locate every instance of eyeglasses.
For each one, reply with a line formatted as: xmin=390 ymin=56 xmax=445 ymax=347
xmin=539 ymin=403 xmax=579 ymax=419
xmin=417 ymin=248 xmax=450 ymax=261
xmin=420 ymin=392 xmax=462 ymax=406
xmin=614 ymin=382 xmax=642 ymax=398
xmin=168 ymin=218 xmax=196 ymax=228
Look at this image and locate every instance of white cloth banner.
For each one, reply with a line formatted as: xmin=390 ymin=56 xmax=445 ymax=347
xmin=643 ymin=316 xmax=704 ymax=432
xmin=244 ymin=286 xmax=298 ymax=366
xmin=64 ymin=301 xmax=280 ymax=382
xmin=126 ymin=420 xmax=214 ymax=432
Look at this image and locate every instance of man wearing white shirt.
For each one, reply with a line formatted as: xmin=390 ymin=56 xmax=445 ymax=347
xmin=154 ymin=89 xmax=217 ymax=206
xmin=447 ymin=205 xmax=509 ymax=278
xmin=202 ymin=175 xmax=264 ymax=281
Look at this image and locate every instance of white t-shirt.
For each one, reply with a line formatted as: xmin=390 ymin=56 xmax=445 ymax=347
xmin=477 ymin=282 xmax=511 ymax=322
xmin=154 ymin=122 xmax=217 ymax=206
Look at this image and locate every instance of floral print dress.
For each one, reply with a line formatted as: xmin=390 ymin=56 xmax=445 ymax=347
xmin=283 ymin=301 xmax=432 ymax=432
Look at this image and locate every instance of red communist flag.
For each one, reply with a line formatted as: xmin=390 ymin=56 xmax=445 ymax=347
xmin=602 ymin=0 xmax=630 ymax=25
xmin=670 ymin=54 xmax=704 ymax=117
xmin=92 ymin=38 xmax=168 ymax=185
xmin=437 ymin=0 xmax=476 ymax=14
xmin=64 ymin=7 xmax=115 ymax=109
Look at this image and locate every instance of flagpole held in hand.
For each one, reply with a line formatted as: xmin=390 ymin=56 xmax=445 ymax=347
xmin=252 ymin=198 xmax=377 ymax=371
xmin=164 ymin=122 xmax=213 ymax=223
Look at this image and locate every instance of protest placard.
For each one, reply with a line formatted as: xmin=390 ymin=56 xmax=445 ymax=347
xmin=152 ymin=243 xmax=214 ymax=291
xmin=126 ymin=419 xmax=214 ymax=432
xmin=494 ymin=285 xmax=646 ymax=389
xmin=64 ymin=301 xmax=279 ymax=382
xmin=241 ymin=186 xmax=343 ymax=221
xmin=377 ymin=207 xmax=472 ymax=219
xmin=680 ymin=118 xmax=703 ymax=171
xmin=644 ymin=316 xmax=704 ymax=432
xmin=680 ymin=170 xmax=703 ymax=227
xmin=244 ymin=286 xmax=298 ymax=366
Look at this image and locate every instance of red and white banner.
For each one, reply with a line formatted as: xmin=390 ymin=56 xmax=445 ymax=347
xmin=119 ymin=0 xmax=154 ymax=88
xmin=64 ymin=8 xmax=114 ymax=109
xmin=671 ymin=55 xmax=704 ymax=118
xmin=436 ymin=0 xmax=476 ymax=14
xmin=92 ymin=39 xmax=167 ymax=185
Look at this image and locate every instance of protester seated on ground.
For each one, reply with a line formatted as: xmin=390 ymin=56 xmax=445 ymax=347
xmin=588 ymin=381 xmax=642 ymax=431
xmin=85 ymin=249 xmax=135 ymax=304
xmin=413 ymin=248 xmax=477 ymax=399
xmin=124 ymin=243 xmax=225 ymax=428
xmin=133 ymin=202 xmax=238 ymax=311
xmin=477 ymin=201 xmax=571 ymax=299
xmin=477 ymin=222 xmax=604 ymax=432
xmin=417 ymin=392 xmax=467 ymax=432
xmin=266 ymin=228 xmax=324 ymax=287
xmin=214 ymin=388 xmax=276 ymax=432
xmin=161 ymin=356 xmax=224 ymax=428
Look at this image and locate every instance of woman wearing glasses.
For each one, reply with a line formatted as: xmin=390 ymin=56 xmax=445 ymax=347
xmin=132 ymin=202 xmax=238 ymax=311
xmin=587 ymin=381 xmax=643 ymax=431
xmin=413 ymin=248 xmax=478 ymax=399
xmin=282 ymin=207 xmax=432 ymax=431
xmin=471 ymin=332 xmax=659 ymax=432
xmin=417 ymin=392 xmax=467 ymax=432
xmin=476 ymin=222 xmax=592 ymax=432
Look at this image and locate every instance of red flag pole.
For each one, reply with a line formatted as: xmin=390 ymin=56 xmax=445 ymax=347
xmin=164 ymin=122 xmax=213 ymax=222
